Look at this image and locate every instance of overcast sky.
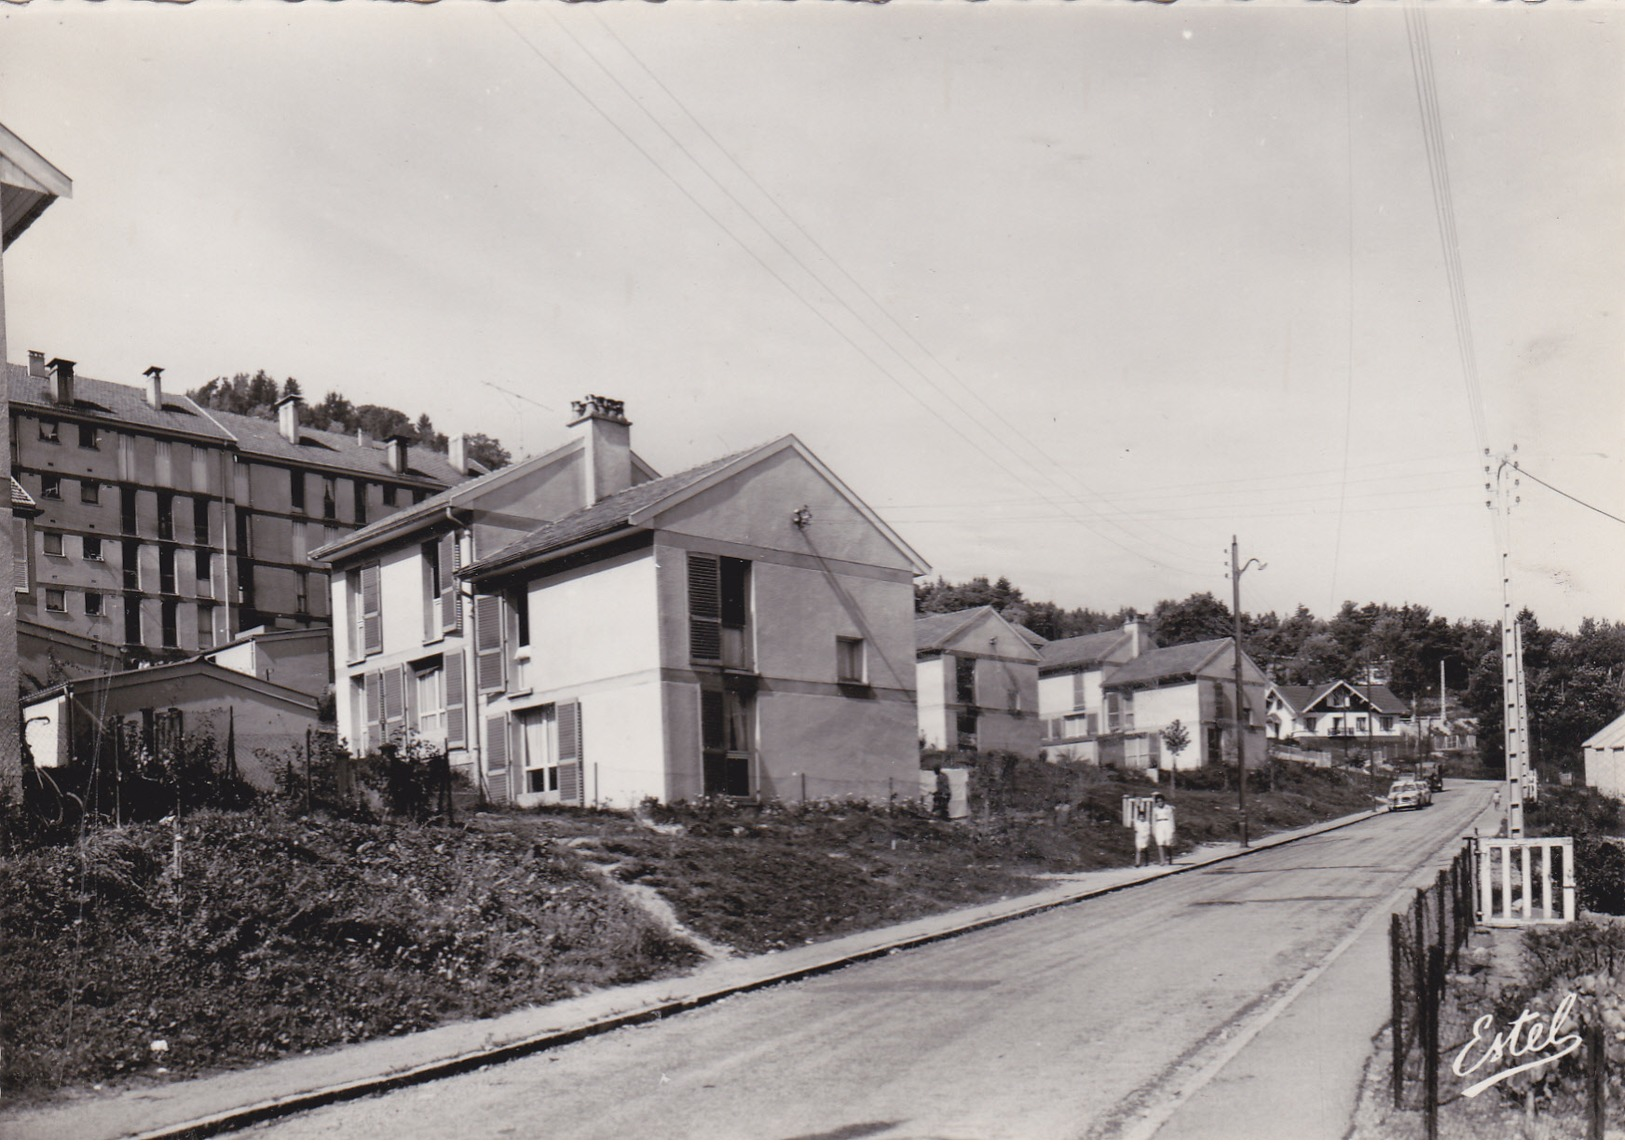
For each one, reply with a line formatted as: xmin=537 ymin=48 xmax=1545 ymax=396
xmin=2 ymin=2 xmax=1620 ymax=633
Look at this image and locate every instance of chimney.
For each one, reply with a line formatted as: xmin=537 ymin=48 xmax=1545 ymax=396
xmin=1123 ymin=614 xmax=1153 ymax=658
xmin=568 ymin=395 xmax=633 ymax=507
xmin=143 ymin=365 xmax=164 ymax=410
xmin=46 ymin=358 xmax=76 ymax=405
xmin=275 ymin=393 xmax=303 ymax=444
xmin=27 ymin=350 xmax=47 ymax=379
xmin=449 ymin=433 xmax=470 ymax=475
xmin=385 ymin=433 xmax=411 ymax=475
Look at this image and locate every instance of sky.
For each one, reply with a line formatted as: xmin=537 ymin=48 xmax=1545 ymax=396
xmin=2 ymin=2 xmax=1621 ymax=633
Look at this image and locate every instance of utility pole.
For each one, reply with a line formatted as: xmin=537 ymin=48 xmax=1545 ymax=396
xmin=1229 ymin=536 xmax=1265 ymax=848
xmin=1489 ymin=448 xmax=1529 ymax=838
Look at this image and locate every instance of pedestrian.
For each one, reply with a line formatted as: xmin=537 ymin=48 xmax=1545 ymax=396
xmin=1133 ymin=799 xmax=1152 ymax=867
xmin=1152 ymin=793 xmax=1176 ymax=866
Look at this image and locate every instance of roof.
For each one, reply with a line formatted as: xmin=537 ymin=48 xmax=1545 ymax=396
xmin=21 ymin=656 xmax=321 ymax=708
xmin=1038 ymin=629 xmax=1131 ymax=673
xmin=1271 ymin=684 xmax=1317 ymax=713
xmin=913 ymin=606 xmax=1040 ymax=655
xmin=1010 ymin=623 xmax=1049 ymax=649
xmin=1303 ymin=680 xmax=1409 ymax=715
xmin=1 ymin=120 xmax=72 ymax=251
xmin=462 ymin=442 xmax=772 ymax=578
xmin=1583 ymin=712 xmax=1625 ymax=751
xmin=206 ymin=407 xmax=465 ymax=486
xmin=8 ymin=362 xmax=232 ymax=442
xmin=1103 ymin=638 xmax=1235 ymax=689
xmin=10 ymin=475 xmax=39 ymax=517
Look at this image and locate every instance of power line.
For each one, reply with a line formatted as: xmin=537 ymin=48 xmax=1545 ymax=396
xmin=1517 ymin=465 xmax=1625 ymax=527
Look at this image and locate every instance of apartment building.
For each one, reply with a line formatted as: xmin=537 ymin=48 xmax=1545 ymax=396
xmin=9 ymin=358 xmax=473 ymax=685
xmin=320 ymin=395 xmax=929 ymax=809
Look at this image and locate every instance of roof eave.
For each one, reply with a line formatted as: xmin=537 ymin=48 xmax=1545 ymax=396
xmin=460 ymin=524 xmax=644 ymax=585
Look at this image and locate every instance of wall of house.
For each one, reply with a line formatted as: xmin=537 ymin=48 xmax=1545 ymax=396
xmin=1586 ymin=748 xmax=1625 ymax=800
xmin=1129 ymin=679 xmax=1201 ymax=768
xmin=915 ymin=654 xmax=952 ymax=750
xmin=207 ymin=630 xmax=331 ymax=697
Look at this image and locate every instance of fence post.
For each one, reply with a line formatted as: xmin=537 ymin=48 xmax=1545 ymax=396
xmin=1424 ymin=943 xmax=1443 ymax=1140
xmin=1435 ymin=869 xmax=1447 ymax=960
xmin=1413 ymin=888 xmax=1428 ymax=1001
xmin=1587 ymin=1023 xmax=1605 ymax=1140
xmin=1391 ymin=913 xmax=1405 ymax=1109
xmin=304 ymin=727 xmax=313 ymax=816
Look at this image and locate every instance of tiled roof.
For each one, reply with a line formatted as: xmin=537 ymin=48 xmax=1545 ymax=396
xmin=1038 ymin=629 xmax=1130 ymax=672
xmin=11 ymin=475 xmax=38 ymax=514
xmin=1273 ymin=684 xmax=1317 ymax=712
xmin=1305 ymin=680 xmax=1409 ymax=715
xmin=1103 ymin=638 xmax=1234 ymax=688
xmin=464 ymin=444 xmax=767 ymax=578
xmin=1583 ymin=712 xmax=1625 ymax=751
xmin=207 ymin=408 xmax=465 ymax=486
xmin=915 ymin=608 xmax=987 ymax=652
xmin=1011 ymin=622 xmax=1049 ymax=649
xmin=8 ymin=362 xmax=232 ymax=441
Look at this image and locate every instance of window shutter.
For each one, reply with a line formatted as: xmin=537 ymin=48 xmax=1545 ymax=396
xmin=439 ymin=531 xmax=461 ymax=634
xmin=558 ymin=700 xmax=583 ymax=805
xmin=484 ymin=715 xmax=510 ymax=806
xmin=365 ymin=670 xmax=383 ymax=750
xmin=474 ymin=594 xmax=505 ymax=693
xmin=382 ymin=663 xmax=404 ymax=741
xmin=1072 ymin=672 xmax=1085 ymax=710
xmin=13 ymin=520 xmax=29 ymax=595
xmin=444 ymin=651 xmax=466 ymax=748
xmin=687 ymin=553 xmax=722 ymax=662
xmin=361 ymin=562 xmax=382 ymax=655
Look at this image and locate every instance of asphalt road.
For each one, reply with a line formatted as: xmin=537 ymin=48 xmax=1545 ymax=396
xmin=241 ymin=782 xmax=1493 ymax=1140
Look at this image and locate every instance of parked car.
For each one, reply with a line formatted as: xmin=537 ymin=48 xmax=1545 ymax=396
xmin=1388 ymin=779 xmax=1429 ymax=811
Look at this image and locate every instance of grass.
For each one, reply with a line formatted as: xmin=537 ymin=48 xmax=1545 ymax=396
xmin=0 ymin=756 xmax=1377 ymax=1104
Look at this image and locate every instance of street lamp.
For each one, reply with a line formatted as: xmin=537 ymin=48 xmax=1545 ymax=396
xmin=1229 ymin=536 xmax=1265 ymax=848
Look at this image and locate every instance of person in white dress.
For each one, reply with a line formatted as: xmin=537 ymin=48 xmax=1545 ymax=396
xmin=1151 ymin=793 xmax=1176 ymax=866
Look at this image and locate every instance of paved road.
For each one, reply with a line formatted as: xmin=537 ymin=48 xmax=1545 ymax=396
xmin=242 ymin=783 xmax=1492 ymax=1140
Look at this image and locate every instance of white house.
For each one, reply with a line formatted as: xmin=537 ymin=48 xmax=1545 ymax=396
xmin=1036 ymin=618 xmax=1151 ymax=763
xmin=915 ymin=606 xmax=1042 ymax=757
xmin=1265 ymin=679 xmax=1410 ymax=762
xmin=1583 ymin=712 xmax=1625 ymax=799
xmin=320 ymin=396 xmax=929 ymax=809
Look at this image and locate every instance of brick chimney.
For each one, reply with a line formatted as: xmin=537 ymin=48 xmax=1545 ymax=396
xmin=275 ymin=394 xmax=302 ymax=444
xmin=568 ymin=395 xmax=632 ymax=507
xmin=143 ymin=365 xmax=164 ymax=410
xmin=385 ymin=433 xmax=411 ymax=475
xmin=1123 ymin=614 xmax=1154 ymax=658
xmin=27 ymin=351 xmax=47 ymax=379
xmin=46 ymin=358 xmax=75 ymax=405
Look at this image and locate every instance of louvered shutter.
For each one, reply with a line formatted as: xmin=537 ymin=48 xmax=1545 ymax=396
xmin=360 ymin=562 xmax=382 ymax=655
xmin=364 ymin=670 xmax=383 ymax=751
xmin=687 ymin=553 xmax=722 ymax=662
xmin=382 ymin=664 xmax=405 ymax=741
xmin=444 ymin=651 xmax=466 ymax=748
xmin=439 ymin=531 xmax=461 ymax=634
xmin=474 ymin=594 xmax=505 ymax=693
xmin=484 ymin=715 xmax=510 ymax=805
xmin=13 ymin=520 xmax=29 ymax=595
xmin=558 ymin=700 xmax=583 ymax=804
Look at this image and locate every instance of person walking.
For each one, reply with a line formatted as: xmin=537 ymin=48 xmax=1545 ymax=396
xmin=1151 ymin=793 xmax=1176 ymax=866
xmin=1133 ymin=799 xmax=1152 ymax=867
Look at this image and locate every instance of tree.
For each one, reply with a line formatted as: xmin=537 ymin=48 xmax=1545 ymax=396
xmin=464 ymin=433 xmax=511 ymax=470
xmin=1151 ymin=592 xmax=1233 ymax=646
xmin=1161 ymin=719 xmax=1190 ymax=792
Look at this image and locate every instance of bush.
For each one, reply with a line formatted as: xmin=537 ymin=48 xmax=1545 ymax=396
xmin=1526 ymin=787 xmax=1625 ymax=914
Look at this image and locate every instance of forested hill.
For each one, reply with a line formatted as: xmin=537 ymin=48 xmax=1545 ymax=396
xmin=188 ymin=371 xmax=511 ymax=471
xmin=916 ymin=575 xmax=1625 ymax=772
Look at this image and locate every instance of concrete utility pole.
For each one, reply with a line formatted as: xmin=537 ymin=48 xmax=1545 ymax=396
xmin=1230 ymin=536 xmax=1265 ymax=848
xmin=1489 ymin=448 xmax=1529 ymax=838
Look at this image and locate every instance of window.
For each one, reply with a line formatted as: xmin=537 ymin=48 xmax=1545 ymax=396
xmin=1008 ymin=686 xmax=1021 ymax=713
xmin=507 ymin=587 xmax=531 ymax=691
xmin=123 ymin=540 xmax=141 ymax=589
xmin=956 ymin=709 xmax=978 ymax=751
xmin=348 ymin=570 xmax=365 ymax=661
xmin=43 ymin=531 xmax=64 ymax=557
xmin=421 ymin=540 xmax=442 ymax=643
xmin=955 ymin=656 xmax=976 ymax=706
xmin=1356 ymin=715 xmax=1368 ymax=733
xmin=198 ymin=604 xmax=215 ymax=648
xmin=290 ymin=469 xmax=305 ymax=513
xmin=836 ymin=637 xmax=865 ymax=683
xmin=159 ymin=546 xmax=176 ymax=595
xmin=1105 ymin=691 xmax=1134 ymax=733
xmin=701 ymin=690 xmax=752 ymax=797
xmin=85 ymin=592 xmax=104 ymax=617
xmin=160 ymin=600 xmax=178 ymax=648
xmin=155 ymin=441 xmax=173 ymax=486
xmin=121 ymin=486 xmax=137 ymax=534
xmin=83 ymin=536 xmax=103 ymax=561
xmin=414 ymin=662 xmax=446 ymax=741
xmin=1072 ymin=671 xmax=1086 ymax=712
xmin=1304 ymin=716 xmax=1318 ymax=733
xmin=45 ymin=587 xmax=66 ymax=612
xmin=1380 ymin=716 xmax=1395 ymax=732
xmin=124 ymin=594 xmax=142 ymax=644
xmin=195 ymin=549 xmax=212 ymax=589
xmin=295 ymin=571 xmax=310 ymax=615
xmin=80 ymin=479 xmax=99 ymax=505
xmin=322 ymin=478 xmax=336 ymax=521
xmin=194 ymin=499 xmax=210 ymax=546
xmin=353 ymin=482 xmax=368 ymax=526
xmin=41 ymin=475 xmax=61 ymax=499
xmin=157 ymin=493 xmax=174 ymax=540
xmin=382 ymin=485 xmax=397 ymax=507
xmin=78 ymin=423 xmax=100 ymax=450
xmin=519 ymin=705 xmax=558 ymax=795
xmin=38 ymin=419 xmax=59 ymax=443
xmin=291 ymin=520 xmax=309 ymax=566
